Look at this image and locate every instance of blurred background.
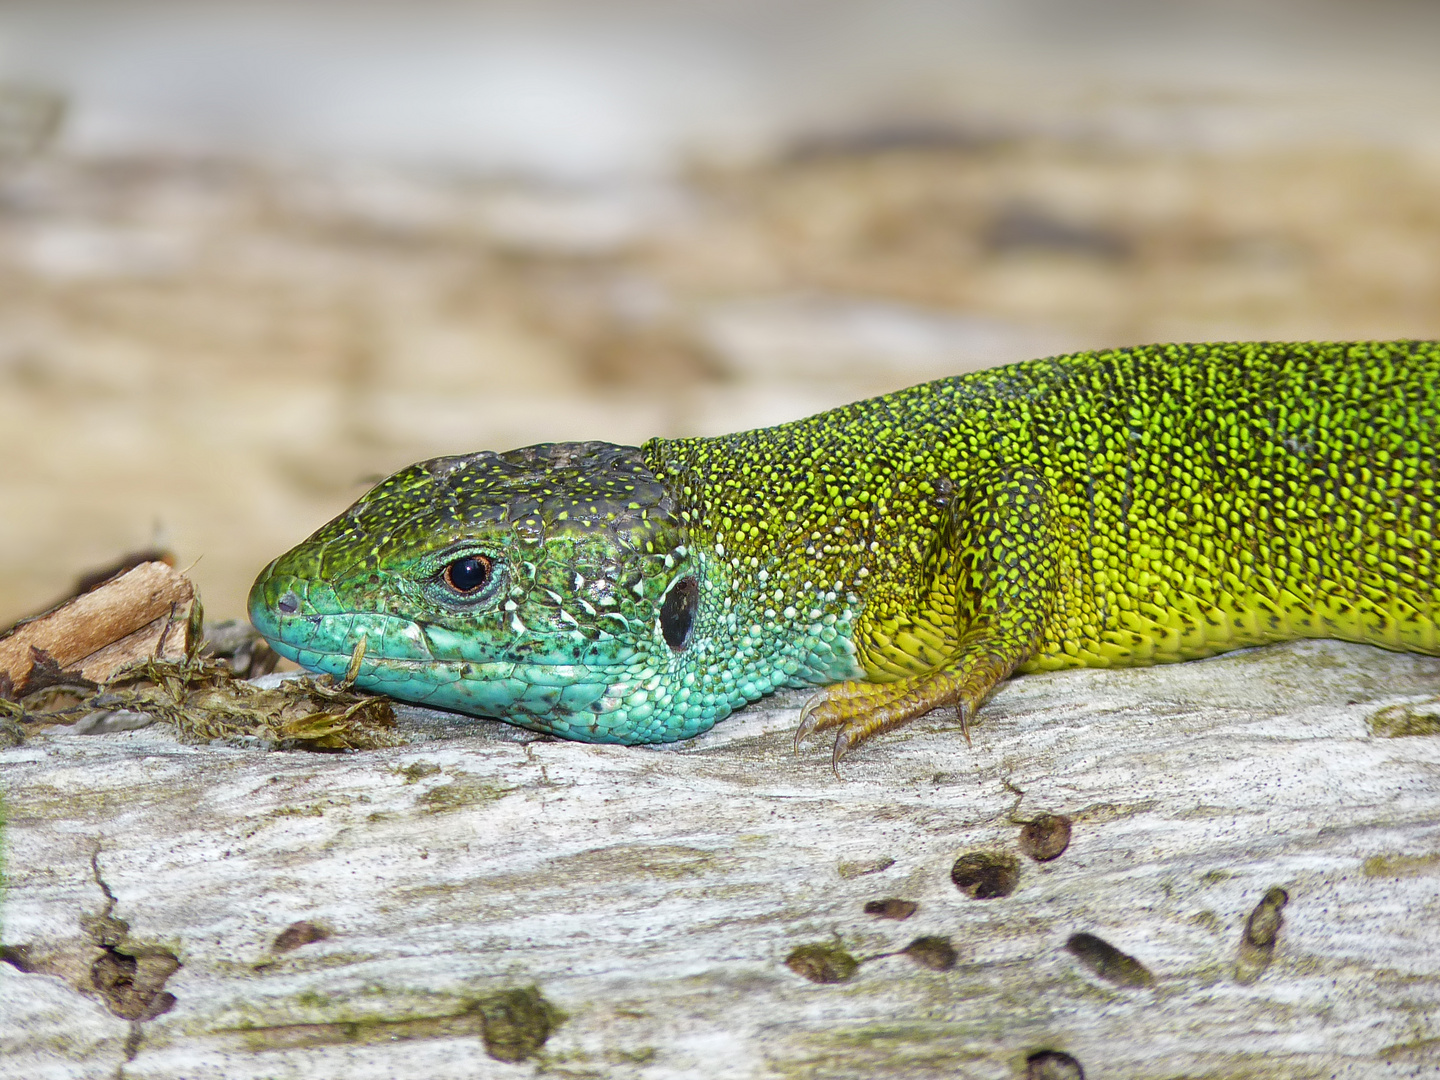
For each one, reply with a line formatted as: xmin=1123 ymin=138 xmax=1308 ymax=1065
xmin=2 ymin=0 xmax=1440 ymax=622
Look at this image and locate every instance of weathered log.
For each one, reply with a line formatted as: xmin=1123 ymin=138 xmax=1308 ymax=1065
xmin=2 ymin=639 xmax=1439 ymax=1078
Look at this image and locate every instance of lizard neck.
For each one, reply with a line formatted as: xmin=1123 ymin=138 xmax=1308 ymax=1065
xmin=642 ymin=434 xmax=869 ymax=693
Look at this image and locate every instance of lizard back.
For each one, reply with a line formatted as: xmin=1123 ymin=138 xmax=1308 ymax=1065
xmin=645 ymin=340 xmax=1440 ymax=681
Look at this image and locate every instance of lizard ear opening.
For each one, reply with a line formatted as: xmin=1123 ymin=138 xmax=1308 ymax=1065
xmin=660 ymin=576 xmax=699 ymax=651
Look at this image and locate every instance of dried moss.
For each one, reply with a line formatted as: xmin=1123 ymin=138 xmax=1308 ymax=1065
xmin=5 ymin=611 xmax=402 ymax=752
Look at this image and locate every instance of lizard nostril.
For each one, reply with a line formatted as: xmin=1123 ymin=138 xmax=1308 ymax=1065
xmin=277 ymin=591 xmax=300 ymax=615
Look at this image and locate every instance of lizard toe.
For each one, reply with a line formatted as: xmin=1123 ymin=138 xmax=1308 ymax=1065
xmin=793 ymin=690 xmax=831 ymax=751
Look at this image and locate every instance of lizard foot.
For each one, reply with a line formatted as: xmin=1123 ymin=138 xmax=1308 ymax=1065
xmin=794 ymin=652 xmax=1017 ymax=771
xmin=795 ymin=676 xmax=963 ymax=773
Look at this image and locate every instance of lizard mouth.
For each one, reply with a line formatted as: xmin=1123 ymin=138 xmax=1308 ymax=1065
xmin=247 ymin=561 xmax=631 ymax=728
xmin=249 ymin=563 xmax=439 ymax=670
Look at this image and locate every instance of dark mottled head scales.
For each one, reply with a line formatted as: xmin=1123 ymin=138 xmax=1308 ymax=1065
xmin=342 ymin=441 xmax=681 ymax=548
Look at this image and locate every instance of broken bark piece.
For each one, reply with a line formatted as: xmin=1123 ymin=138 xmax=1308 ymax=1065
xmin=74 ymin=612 xmax=188 ymax=684
xmin=0 ymin=562 xmax=193 ymax=693
xmin=74 ymin=549 xmax=176 ymax=596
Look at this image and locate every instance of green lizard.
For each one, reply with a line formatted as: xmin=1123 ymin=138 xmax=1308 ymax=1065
xmin=249 ymin=341 xmax=1440 ymax=764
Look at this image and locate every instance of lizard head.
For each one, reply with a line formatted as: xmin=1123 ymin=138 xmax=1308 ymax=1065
xmin=248 ymin=441 xmax=717 ymax=742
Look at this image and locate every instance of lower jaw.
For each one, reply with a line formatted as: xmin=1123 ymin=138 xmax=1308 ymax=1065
xmin=257 ymin=629 xmax=732 ymax=745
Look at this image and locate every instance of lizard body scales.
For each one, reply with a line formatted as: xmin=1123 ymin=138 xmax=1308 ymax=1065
xmin=249 ymin=341 xmax=1440 ymax=759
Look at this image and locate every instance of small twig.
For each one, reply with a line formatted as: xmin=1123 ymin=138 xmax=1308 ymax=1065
xmin=338 ymin=634 xmax=368 ymax=691
xmin=153 ymin=602 xmax=180 ymax=662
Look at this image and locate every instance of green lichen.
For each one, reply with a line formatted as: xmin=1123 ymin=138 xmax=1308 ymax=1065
xmin=415 ymin=779 xmax=515 ymax=813
xmin=397 ymin=761 xmax=442 ymax=784
xmin=1362 ymin=852 xmax=1440 ymax=877
xmin=219 ymin=984 xmax=562 ymax=1056
xmin=1368 ymin=702 xmax=1440 ymax=737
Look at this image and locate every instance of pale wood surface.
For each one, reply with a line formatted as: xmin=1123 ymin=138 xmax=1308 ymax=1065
xmin=3 ymin=639 xmax=1440 ymax=1079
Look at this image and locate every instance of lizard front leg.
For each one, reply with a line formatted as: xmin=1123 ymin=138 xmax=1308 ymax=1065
xmin=797 ymin=468 xmax=1065 ymax=766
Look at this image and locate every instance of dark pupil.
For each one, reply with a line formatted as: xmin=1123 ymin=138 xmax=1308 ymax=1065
xmin=445 ymin=556 xmax=490 ymax=594
xmin=660 ymin=576 xmax=699 ymax=651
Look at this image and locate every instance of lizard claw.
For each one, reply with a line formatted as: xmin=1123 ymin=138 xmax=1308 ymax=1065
xmin=956 ymin=701 xmax=972 ymax=746
xmin=831 ymin=727 xmax=854 ymax=778
xmin=793 ymin=690 xmax=829 ymax=752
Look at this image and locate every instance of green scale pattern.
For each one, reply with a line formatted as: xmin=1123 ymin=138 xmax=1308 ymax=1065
xmin=250 ymin=341 xmax=1440 ymax=745
xmin=249 ymin=441 xmax=863 ymax=742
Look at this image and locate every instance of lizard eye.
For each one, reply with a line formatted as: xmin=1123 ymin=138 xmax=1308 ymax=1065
xmin=442 ymin=555 xmax=492 ymax=595
xmin=660 ymin=575 xmax=699 ymax=651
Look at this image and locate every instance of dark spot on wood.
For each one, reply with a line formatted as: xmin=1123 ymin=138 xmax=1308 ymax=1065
xmin=950 ymin=851 xmax=1020 ymax=898
xmin=18 ymin=647 xmax=95 ymax=698
xmin=83 ymin=913 xmax=130 ymax=950
xmin=1245 ymin=887 xmax=1289 ymax=948
xmin=1027 ymin=1048 xmax=1085 ymax=1079
xmin=785 ymin=943 xmax=860 ymax=984
xmin=1236 ymin=885 xmax=1289 ymax=984
xmin=1019 ymin=814 xmax=1073 ymax=862
xmin=837 ymin=857 xmax=895 ymax=879
xmin=1065 ymin=932 xmax=1153 ymax=987
xmin=273 ymin=921 xmax=330 ymax=953
xmin=477 ymin=986 xmax=560 ymax=1063
xmin=0 ymin=944 xmax=35 ymax=972
xmin=901 ymin=936 xmax=957 ymax=970
xmin=862 ymin=897 xmax=917 ymax=920
xmin=785 ymin=122 xmax=1002 ymax=161
xmin=90 ymin=947 xmax=180 ymax=1021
